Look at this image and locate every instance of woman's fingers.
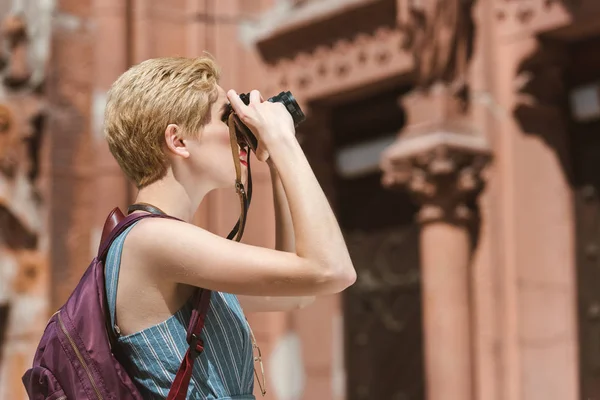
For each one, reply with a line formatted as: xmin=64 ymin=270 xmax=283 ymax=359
xmin=249 ymin=90 xmax=261 ymax=105
xmin=227 ymin=90 xmax=248 ymax=117
xmin=227 ymin=88 xmax=295 ymax=154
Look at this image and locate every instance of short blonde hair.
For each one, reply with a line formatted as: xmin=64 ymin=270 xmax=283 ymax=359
xmin=104 ymin=56 xmax=220 ymax=188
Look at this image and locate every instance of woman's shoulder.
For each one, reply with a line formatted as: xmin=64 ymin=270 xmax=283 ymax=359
xmin=122 ymin=217 xmax=208 ymax=257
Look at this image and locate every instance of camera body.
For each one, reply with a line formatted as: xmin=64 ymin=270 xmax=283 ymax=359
xmin=222 ymin=91 xmax=306 ymax=151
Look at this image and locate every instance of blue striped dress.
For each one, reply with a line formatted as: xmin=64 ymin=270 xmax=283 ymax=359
xmin=105 ymin=223 xmax=256 ymax=399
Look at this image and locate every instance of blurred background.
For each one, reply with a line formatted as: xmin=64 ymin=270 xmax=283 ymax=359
xmin=1 ymin=0 xmax=600 ymax=399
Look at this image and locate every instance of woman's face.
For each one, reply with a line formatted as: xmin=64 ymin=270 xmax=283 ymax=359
xmin=185 ymin=85 xmax=248 ymax=189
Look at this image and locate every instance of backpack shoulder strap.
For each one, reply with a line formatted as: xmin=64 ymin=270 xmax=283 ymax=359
xmin=100 ymin=207 xmax=125 ymax=248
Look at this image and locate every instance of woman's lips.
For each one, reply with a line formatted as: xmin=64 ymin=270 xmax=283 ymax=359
xmin=239 ymin=149 xmax=248 ymax=166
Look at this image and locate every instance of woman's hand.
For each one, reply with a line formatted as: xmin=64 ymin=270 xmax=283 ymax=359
xmin=227 ymin=89 xmax=295 ymax=162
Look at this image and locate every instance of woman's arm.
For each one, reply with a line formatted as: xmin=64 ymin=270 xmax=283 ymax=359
xmin=238 ymin=294 xmax=315 ymax=313
xmin=239 ymin=163 xmax=316 ymax=312
xmin=129 ymin=90 xmax=356 ymax=296
xmin=270 ymin=161 xmax=295 ymax=253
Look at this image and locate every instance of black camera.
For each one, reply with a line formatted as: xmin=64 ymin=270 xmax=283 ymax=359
xmin=222 ymin=91 xmax=306 ymax=151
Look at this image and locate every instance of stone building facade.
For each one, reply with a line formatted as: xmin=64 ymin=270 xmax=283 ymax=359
xmin=1 ymin=0 xmax=600 ymax=400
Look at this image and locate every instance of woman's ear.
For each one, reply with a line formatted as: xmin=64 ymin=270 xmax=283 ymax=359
xmin=164 ymin=124 xmax=190 ymax=158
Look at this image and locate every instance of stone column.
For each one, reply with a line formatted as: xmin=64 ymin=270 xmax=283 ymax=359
xmin=91 ymin=0 xmax=131 ymax=253
xmin=381 ymin=85 xmax=490 ymax=400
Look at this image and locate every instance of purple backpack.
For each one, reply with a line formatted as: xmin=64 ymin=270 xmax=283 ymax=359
xmin=22 ymin=208 xmax=212 ymax=400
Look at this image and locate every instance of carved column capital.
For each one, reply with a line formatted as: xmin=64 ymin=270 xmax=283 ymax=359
xmin=381 ymin=85 xmax=491 ymax=225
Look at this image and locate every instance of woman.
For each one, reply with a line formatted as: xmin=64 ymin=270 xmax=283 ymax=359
xmin=102 ymin=56 xmax=356 ymax=399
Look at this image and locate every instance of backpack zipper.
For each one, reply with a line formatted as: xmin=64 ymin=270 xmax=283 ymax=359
xmin=57 ymin=313 xmax=104 ymax=400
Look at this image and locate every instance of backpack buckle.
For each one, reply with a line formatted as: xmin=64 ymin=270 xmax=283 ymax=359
xmin=189 ymin=333 xmax=204 ymax=357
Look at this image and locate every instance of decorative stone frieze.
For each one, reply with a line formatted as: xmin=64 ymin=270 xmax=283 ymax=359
xmin=493 ymin=0 xmax=598 ymax=38
xmin=246 ymin=0 xmax=413 ymax=104
xmin=264 ymin=26 xmax=413 ymax=104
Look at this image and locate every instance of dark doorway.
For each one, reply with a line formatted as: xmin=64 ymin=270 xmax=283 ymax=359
xmin=330 ymin=88 xmax=426 ymax=400
xmin=567 ymin=35 xmax=600 ymax=400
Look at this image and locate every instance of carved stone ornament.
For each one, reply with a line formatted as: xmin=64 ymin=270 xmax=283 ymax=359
xmin=245 ymin=0 xmax=414 ymax=105
xmin=493 ymin=0 xmax=593 ymax=37
xmin=494 ymin=0 xmax=583 ymax=23
xmin=264 ymin=26 xmax=412 ymax=106
xmin=380 ymin=84 xmax=491 ymax=225
xmin=399 ymin=0 xmax=475 ymax=94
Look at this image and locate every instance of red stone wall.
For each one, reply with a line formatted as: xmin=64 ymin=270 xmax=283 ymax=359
xmin=0 ymin=3 xmax=51 ymax=398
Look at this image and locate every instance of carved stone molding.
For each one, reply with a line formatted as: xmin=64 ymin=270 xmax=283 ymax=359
xmin=246 ymin=0 xmax=393 ymax=57
xmin=399 ymin=0 xmax=475 ymax=92
xmin=380 ymin=85 xmax=491 ymax=225
xmin=493 ymin=0 xmax=600 ymax=39
xmin=246 ymin=0 xmax=413 ymax=104
xmin=381 ymin=136 xmax=489 ymax=224
xmin=264 ymin=26 xmax=412 ymax=105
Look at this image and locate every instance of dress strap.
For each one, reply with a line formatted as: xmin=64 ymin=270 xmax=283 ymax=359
xmin=104 ymin=222 xmax=140 ymax=336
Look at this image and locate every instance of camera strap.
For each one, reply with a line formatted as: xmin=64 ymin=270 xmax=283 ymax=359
xmin=226 ymin=114 xmax=252 ymax=242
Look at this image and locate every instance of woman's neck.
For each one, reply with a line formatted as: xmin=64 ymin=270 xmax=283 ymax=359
xmin=134 ymin=175 xmax=209 ymax=223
